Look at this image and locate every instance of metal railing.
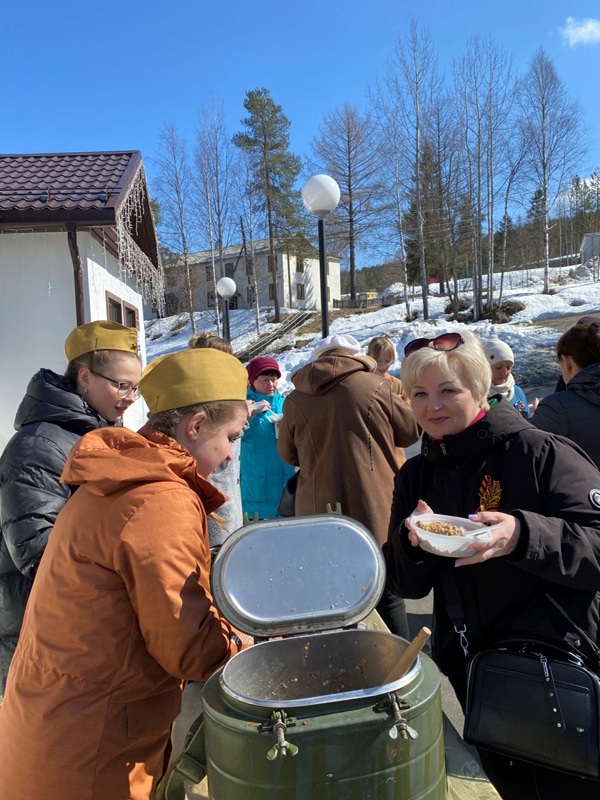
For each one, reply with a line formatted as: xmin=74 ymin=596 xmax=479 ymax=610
xmin=234 ymin=311 xmax=315 ymax=363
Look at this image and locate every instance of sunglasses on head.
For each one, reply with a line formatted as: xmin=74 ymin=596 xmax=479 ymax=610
xmin=404 ymin=332 xmax=464 ymax=358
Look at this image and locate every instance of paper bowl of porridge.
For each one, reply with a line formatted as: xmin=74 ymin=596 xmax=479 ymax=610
xmin=409 ymin=513 xmax=494 ymax=557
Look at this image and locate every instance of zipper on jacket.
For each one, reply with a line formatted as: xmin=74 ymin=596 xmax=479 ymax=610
xmin=440 ymin=442 xmax=447 ymax=456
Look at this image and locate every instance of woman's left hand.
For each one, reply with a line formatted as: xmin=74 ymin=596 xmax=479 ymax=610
xmin=454 ymin=511 xmax=521 ymax=567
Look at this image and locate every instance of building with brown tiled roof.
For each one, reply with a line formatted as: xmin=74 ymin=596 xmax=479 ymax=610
xmin=0 ymin=150 xmax=164 ymax=446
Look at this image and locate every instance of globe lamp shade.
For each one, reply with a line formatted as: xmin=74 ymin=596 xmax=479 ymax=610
xmin=216 ymin=277 xmax=236 ymax=298
xmin=302 ymin=175 xmax=341 ymax=219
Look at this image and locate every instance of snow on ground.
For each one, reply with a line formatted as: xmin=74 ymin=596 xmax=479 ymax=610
xmin=146 ymin=264 xmax=600 ymax=396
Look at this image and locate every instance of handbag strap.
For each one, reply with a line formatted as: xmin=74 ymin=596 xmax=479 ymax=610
xmin=439 ymin=568 xmax=470 ymax=658
xmin=536 ymin=650 xmax=566 ymax=732
xmin=440 ymin=569 xmax=600 ymax=668
xmin=545 ymin=592 xmax=600 ymax=666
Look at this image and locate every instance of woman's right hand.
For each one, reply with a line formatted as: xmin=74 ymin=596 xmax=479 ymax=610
xmin=404 ymin=499 xmax=434 ymax=547
xmin=247 ymin=399 xmax=271 ymax=416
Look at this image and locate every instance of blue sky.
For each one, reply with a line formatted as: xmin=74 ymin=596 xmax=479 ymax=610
xmin=2 ymin=1 xmax=599 ymax=202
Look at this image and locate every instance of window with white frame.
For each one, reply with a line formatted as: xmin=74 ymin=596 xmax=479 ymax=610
xmin=296 ymin=283 xmax=305 ymax=300
xmin=207 ymin=291 xmax=216 ymax=308
xmin=225 ymin=262 xmax=234 ymax=278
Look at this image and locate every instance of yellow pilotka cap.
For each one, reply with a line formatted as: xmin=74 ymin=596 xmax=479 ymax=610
xmin=140 ymin=348 xmax=248 ymax=412
xmin=64 ymin=321 xmax=138 ymax=362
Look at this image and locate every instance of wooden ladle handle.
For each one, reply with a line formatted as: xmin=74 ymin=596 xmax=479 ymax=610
xmin=395 ymin=626 xmax=431 ymax=677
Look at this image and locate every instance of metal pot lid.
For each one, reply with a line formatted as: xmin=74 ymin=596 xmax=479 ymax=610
xmin=211 ymin=514 xmax=385 ymax=637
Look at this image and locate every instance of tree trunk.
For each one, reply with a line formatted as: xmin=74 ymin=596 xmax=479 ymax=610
xmin=266 ymin=195 xmax=280 ymax=321
xmin=183 ymin=253 xmax=196 ymax=334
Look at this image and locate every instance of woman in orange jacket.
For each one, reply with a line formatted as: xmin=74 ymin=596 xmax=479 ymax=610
xmin=0 ymin=348 xmax=251 ymax=800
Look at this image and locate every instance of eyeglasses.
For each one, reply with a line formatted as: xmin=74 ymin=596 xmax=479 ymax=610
xmin=90 ymin=370 xmax=140 ymax=399
xmin=403 ymin=332 xmax=464 ymax=358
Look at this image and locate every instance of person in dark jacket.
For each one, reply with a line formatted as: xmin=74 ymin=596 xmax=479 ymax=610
xmin=0 ymin=320 xmax=141 ymax=693
xmin=530 ymin=320 xmax=600 ymax=468
xmin=385 ymin=329 xmax=600 ymax=800
xmin=553 ymin=315 xmax=600 ymax=391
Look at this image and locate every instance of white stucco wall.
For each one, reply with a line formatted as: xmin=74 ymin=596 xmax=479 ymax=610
xmin=84 ymin=234 xmax=148 ymax=431
xmin=0 ymin=231 xmax=78 ymax=451
xmin=0 ymin=229 xmax=149 ymax=452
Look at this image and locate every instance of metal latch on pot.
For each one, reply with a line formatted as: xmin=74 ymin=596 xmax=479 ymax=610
xmin=375 ymin=693 xmax=419 ymax=741
xmin=260 ymin=710 xmax=299 ymax=760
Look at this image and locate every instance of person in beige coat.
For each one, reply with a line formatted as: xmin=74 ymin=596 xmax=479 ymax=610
xmin=0 ymin=348 xmax=252 ymax=800
xmin=278 ymin=333 xmax=420 ymax=637
xmin=367 ymin=335 xmax=411 ymax=468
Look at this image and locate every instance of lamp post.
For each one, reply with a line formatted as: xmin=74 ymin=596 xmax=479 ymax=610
xmin=216 ymin=277 xmax=236 ymax=342
xmin=302 ymin=174 xmax=340 ymax=338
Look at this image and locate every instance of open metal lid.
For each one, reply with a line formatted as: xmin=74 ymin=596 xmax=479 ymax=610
xmin=211 ymin=514 xmax=385 ymax=637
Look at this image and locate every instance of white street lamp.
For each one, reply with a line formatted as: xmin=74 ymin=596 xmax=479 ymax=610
xmin=302 ymin=175 xmax=341 ymax=337
xmin=216 ymin=277 xmax=236 ymax=342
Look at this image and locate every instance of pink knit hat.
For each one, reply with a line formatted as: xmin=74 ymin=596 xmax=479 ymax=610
xmin=246 ymin=356 xmax=281 ymax=386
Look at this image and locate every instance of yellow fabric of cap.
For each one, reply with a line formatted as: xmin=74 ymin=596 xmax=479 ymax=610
xmin=64 ymin=321 xmax=138 ymax=362
xmin=140 ymin=348 xmax=248 ymax=413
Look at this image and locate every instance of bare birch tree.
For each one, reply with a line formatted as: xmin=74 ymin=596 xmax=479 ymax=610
xmin=194 ymin=97 xmax=239 ymax=335
xmin=153 ymin=123 xmax=197 ymax=332
xmin=234 ymin=148 xmax=266 ymax=336
xmin=366 ymin=96 xmax=413 ymax=316
xmin=308 ymin=103 xmax=383 ymax=306
xmin=428 ymin=96 xmax=464 ymax=305
xmin=518 ymin=49 xmax=587 ymax=293
xmin=453 ymin=38 xmax=518 ymax=316
xmin=377 ymin=19 xmax=441 ymax=319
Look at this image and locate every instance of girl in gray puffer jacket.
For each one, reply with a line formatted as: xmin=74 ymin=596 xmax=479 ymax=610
xmin=0 ymin=321 xmax=140 ymax=693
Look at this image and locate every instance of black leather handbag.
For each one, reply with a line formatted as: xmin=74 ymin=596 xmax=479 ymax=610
xmin=440 ymin=570 xmax=600 ymax=778
xmin=464 ymin=640 xmax=600 ymax=778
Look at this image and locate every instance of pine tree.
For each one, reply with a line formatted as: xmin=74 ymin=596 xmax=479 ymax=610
xmin=233 ymin=88 xmax=303 ymax=321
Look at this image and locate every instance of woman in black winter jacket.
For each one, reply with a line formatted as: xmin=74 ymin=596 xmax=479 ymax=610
xmin=0 ymin=320 xmax=141 ymax=693
xmin=385 ymin=329 xmax=600 ymax=800
xmin=530 ymin=320 xmax=600 ymax=468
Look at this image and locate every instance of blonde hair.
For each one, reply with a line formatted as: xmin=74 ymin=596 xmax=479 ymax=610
xmin=401 ymin=329 xmax=491 ymax=406
xmin=188 ymin=331 xmax=233 ymax=354
xmin=367 ymin=336 xmax=395 ymax=363
xmin=147 ymin=399 xmax=247 ymax=439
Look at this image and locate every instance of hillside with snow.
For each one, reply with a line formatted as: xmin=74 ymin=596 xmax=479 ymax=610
xmin=146 ymin=264 xmax=600 ymax=395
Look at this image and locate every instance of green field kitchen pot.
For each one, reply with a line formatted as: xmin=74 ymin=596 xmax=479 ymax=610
xmin=203 ymin=515 xmax=446 ymax=799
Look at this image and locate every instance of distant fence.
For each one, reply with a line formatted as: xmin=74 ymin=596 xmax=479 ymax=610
xmin=336 ymin=260 xmax=594 ymax=310
xmin=334 ymin=295 xmax=407 ymax=310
